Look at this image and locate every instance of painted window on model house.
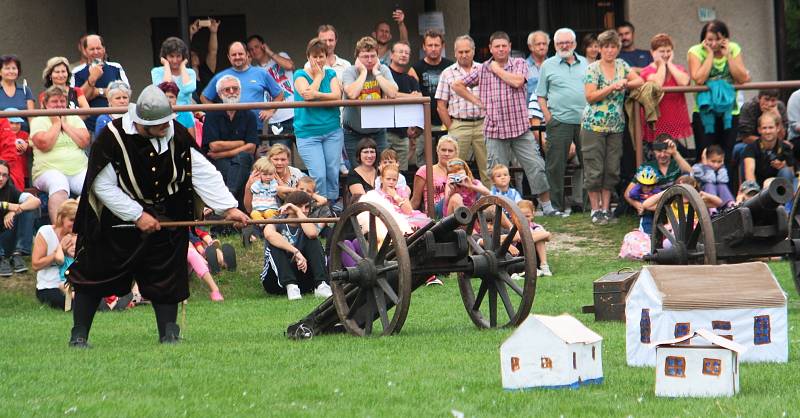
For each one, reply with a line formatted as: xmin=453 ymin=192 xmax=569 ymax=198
xmin=702 ymin=358 xmax=721 ymax=376
xmin=640 ymin=309 xmax=651 ymax=343
xmin=754 ymin=315 xmax=771 ymax=345
xmin=664 ymin=356 xmax=686 ymax=377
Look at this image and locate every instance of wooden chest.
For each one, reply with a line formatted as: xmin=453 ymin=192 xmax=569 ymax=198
xmin=582 ymin=268 xmax=639 ymax=321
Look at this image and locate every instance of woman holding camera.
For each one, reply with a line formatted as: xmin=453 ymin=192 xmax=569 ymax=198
xmin=742 ymin=112 xmax=794 ymax=187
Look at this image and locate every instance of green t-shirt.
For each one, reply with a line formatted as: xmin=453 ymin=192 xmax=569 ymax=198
xmin=581 ymin=59 xmax=630 ymax=133
xmin=688 ymin=41 xmax=742 ymax=115
xmin=30 ymin=115 xmax=88 ymax=180
xmin=641 ymin=159 xmax=681 ymax=186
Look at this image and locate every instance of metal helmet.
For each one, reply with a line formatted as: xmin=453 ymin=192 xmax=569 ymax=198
xmin=635 ymin=165 xmax=658 ymax=186
xmin=128 ymin=84 xmax=176 ymax=126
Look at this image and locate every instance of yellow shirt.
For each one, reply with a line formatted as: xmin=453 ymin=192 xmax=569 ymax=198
xmin=30 ymin=115 xmax=88 ymax=180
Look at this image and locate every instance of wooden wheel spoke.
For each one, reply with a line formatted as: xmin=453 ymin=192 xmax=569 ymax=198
xmin=664 ymin=201 xmax=682 ymax=241
xmin=488 ymin=282 xmax=498 ymax=327
xmin=346 ymin=289 xmax=365 ymax=320
xmin=363 ymin=296 xmax=375 ymax=335
xmin=467 ymin=234 xmax=486 ymax=254
xmin=375 ymin=234 xmax=393 ymax=262
xmin=478 ymin=211 xmax=491 ymax=250
xmin=492 ymin=205 xmax=502 ymax=248
xmin=372 ymin=287 xmax=390 ymax=331
xmin=657 ymin=224 xmax=677 ymax=246
xmin=472 ymin=281 xmax=488 ymax=311
xmin=368 ymin=214 xmax=378 ymax=257
xmin=497 ymin=225 xmax=518 ymax=256
xmin=375 ymin=261 xmax=398 ymax=275
xmin=685 ymin=207 xmax=696 ymax=241
xmin=376 ymin=277 xmax=399 ymax=305
xmin=500 ymin=272 xmax=525 ymax=296
xmin=350 ymin=217 xmax=369 ymax=258
xmin=686 ymin=222 xmax=702 ymax=247
xmin=496 ymin=278 xmax=516 ymax=321
xmin=337 ymin=241 xmax=363 ymax=263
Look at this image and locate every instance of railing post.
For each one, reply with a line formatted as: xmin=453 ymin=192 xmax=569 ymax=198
xmin=633 ymin=101 xmax=643 ymax=167
xmin=423 ymin=102 xmax=435 ymax=217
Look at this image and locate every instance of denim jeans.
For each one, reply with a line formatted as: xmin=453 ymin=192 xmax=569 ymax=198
xmin=0 ymin=209 xmax=34 ymax=256
xmin=296 ymin=129 xmax=345 ymax=200
xmin=343 ymin=127 xmax=387 ymax=169
xmin=211 ymin=152 xmax=254 ymax=207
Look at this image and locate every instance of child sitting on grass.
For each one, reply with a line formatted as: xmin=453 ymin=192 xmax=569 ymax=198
xmin=692 ymin=145 xmax=734 ymax=207
xmin=261 ymin=191 xmax=332 ymax=301
xmin=445 ymin=158 xmax=490 ymax=215
xmin=250 ymin=157 xmax=280 ymax=220
xmin=624 ymin=166 xmax=663 ymax=234
xmin=32 ymin=199 xmax=77 ymax=310
xmin=517 ymin=200 xmax=552 ymax=277
xmin=186 ymin=243 xmax=224 ymax=302
xmin=489 ymin=164 xmax=522 ymax=202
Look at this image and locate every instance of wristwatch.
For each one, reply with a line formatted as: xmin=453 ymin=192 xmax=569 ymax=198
xmin=98 ymin=88 xmax=105 ymax=96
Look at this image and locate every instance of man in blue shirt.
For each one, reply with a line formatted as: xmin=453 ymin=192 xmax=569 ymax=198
xmin=617 ymin=21 xmax=652 ymax=72
xmin=201 ymin=41 xmax=284 ymax=132
xmin=536 ymin=28 xmax=588 ymax=215
xmin=71 ymin=35 xmax=129 ymax=134
xmin=202 ymin=75 xmax=258 ymax=207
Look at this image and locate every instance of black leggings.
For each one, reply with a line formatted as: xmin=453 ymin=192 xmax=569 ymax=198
xmin=36 ymin=288 xmax=65 ymax=310
xmin=262 ymin=238 xmax=328 ymax=295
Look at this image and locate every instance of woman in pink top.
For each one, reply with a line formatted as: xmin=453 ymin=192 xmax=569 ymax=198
xmin=639 ymin=34 xmax=693 ymax=151
xmin=410 ymin=135 xmax=459 ymax=219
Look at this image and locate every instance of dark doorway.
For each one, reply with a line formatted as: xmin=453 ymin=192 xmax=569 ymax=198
xmin=469 ymin=0 xmax=623 ymax=61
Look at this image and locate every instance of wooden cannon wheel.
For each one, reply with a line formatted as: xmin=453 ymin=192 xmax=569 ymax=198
xmin=458 ymin=196 xmax=538 ymax=329
xmin=650 ymin=184 xmax=717 ymax=265
xmin=788 ymin=191 xmax=800 ymax=294
xmin=328 ymin=201 xmax=412 ymax=337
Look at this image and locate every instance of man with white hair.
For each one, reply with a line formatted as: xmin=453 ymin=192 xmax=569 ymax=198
xmin=525 ymin=30 xmax=550 ymax=102
xmin=536 ymin=28 xmax=588 ymax=214
xmin=66 ymin=85 xmax=249 ymax=347
xmin=202 ymin=75 xmax=259 ymax=207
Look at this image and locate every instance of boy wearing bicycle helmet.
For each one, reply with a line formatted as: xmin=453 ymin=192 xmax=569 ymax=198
xmin=625 ymin=165 xmax=663 ymax=234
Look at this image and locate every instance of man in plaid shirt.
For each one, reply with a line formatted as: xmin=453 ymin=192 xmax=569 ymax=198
xmin=452 ymin=31 xmax=561 ymax=216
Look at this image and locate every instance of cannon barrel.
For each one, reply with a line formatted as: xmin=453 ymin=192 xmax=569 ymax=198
xmin=427 ymin=206 xmax=472 ymax=240
xmin=742 ymin=177 xmax=791 ymax=215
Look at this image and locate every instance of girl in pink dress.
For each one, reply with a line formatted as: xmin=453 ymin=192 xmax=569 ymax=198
xmin=377 ymin=163 xmax=430 ymax=229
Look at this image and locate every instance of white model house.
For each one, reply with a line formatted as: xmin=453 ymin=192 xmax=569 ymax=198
xmin=626 ymin=262 xmax=787 ymax=367
xmin=654 ymin=329 xmax=746 ymax=397
xmin=500 ymin=314 xmax=603 ymax=390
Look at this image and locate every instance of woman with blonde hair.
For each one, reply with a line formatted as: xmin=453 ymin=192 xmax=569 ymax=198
xmin=410 ymin=135 xmax=460 ymax=218
xmin=32 ymin=199 xmax=78 ymax=310
xmin=39 ymin=57 xmax=89 ymax=112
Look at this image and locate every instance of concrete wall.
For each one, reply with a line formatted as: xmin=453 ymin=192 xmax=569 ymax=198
xmin=627 ymin=0 xmax=777 ymax=87
xmin=0 ymin=0 xmax=85 ymax=94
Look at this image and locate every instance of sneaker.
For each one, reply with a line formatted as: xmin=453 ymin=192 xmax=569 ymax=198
xmin=539 ymin=264 xmax=553 ymax=276
xmin=314 ymin=282 xmax=333 ymax=298
xmin=590 ymin=211 xmax=602 ymax=225
xmin=286 ymin=284 xmax=302 ymax=300
xmin=0 ymin=257 xmax=11 ymax=277
xmin=536 ymin=269 xmax=543 ymax=276
xmin=542 ymin=208 xmax=569 ymax=218
xmin=210 ymin=290 xmax=224 ymax=302
xmin=11 ymin=253 xmax=27 ymax=273
xmin=425 ymin=275 xmax=443 ymax=286
xmin=511 ymin=272 xmax=525 ymax=281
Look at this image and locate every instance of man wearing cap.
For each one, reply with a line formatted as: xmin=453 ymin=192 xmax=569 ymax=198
xmin=66 ymin=85 xmax=249 ymax=348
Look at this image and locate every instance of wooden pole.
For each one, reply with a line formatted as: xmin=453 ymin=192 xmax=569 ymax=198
xmin=423 ymin=101 xmax=435 ymax=217
xmin=112 ymin=218 xmax=339 ymax=228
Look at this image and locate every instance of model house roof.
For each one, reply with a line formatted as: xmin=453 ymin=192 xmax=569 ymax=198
xmin=653 ymin=329 xmax=748 ymax=353
xmin=533 ymin=314 xmax=603 ymax=344
xmin=643 ymin=262 xmax=786 ymax=310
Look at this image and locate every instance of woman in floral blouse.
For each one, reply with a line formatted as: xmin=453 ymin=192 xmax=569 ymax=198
xmin=581 ymin=30 xmax=643 ymax=225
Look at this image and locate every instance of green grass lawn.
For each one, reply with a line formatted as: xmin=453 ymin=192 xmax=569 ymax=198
xmin=1 ymin=214 xmax=798 ymax=417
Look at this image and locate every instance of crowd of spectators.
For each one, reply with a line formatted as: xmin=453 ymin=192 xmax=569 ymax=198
xmin=2 ymin=11 xmax=799 ymax=304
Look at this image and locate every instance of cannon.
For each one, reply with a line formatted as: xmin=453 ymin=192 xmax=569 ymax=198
xmin=646 ymin=177 xmax=800 ymax=293
xmin=286 ymin=196 xmax=538 ymax=339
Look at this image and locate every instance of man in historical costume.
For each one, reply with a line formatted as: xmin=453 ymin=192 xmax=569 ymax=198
xmin=65 ymin=85 xmax=249 ymax=347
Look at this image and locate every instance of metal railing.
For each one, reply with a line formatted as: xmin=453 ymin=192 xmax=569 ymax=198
xmin=631 ymin=80 xmax=800 ymax=166
xmin=0 ymin=97 xmax=438 ymax=216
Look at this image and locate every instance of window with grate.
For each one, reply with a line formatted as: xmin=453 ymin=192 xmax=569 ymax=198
xmin=754 ymin=315 xmax=771 ymax=345
xmin=640 ymin=309 xmax=651 ymax=343
xmin=541 ymin=357 xmax=553 ymax=368
xmin=702 ymin=358 xmax=721 ymax=376
xmin=664 ymin=356 xmax=686 ymax=377
xmin=674 ymin=322 xmax=690 ymax=338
